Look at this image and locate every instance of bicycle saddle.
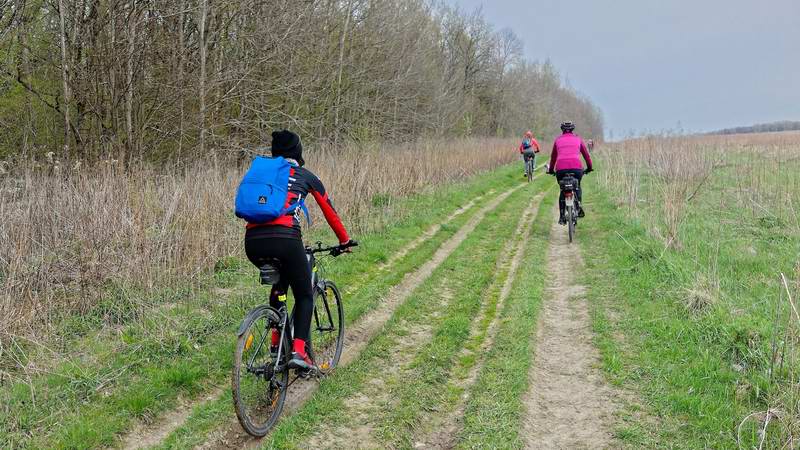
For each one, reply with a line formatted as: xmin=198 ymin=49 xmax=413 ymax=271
xmin=259 ymin=260 xmax=282 ymax=285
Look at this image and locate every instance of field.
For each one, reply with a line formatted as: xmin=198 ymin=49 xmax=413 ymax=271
xmin=1 ymin=131 xmax=800 ymax=449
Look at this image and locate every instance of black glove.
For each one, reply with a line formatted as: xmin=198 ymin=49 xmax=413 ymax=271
xmin=585 ymin=168 xmax=593 ymax=174
xmin=332 ymin=239 xmax=358 ymax=256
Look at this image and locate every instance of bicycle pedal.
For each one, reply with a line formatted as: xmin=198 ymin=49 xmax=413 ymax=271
xmin=296 ymin=367 xmax=319 ymax=379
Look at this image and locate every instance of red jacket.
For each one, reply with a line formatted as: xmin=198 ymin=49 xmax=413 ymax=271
xmin=519 ymin=138 xmax=540 ymax=153
xmin=246 ymin=165 xmax=350 ymax=244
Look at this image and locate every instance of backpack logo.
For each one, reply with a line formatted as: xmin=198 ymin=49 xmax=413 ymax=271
xmin=258 ymin=196 xmax=267 ymax=204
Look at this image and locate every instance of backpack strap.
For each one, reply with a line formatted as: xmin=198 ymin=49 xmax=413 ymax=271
xmin=298 ymin=197 xmax=312 ymax=226
xmin=282 ymin=195 xmax=312 ymax=226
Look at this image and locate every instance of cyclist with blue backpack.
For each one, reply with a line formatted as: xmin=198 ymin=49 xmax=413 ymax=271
xmin=519 ymin=131 xmax=540 ymax=176
xmin=236 ymin=130 xmax=355 ymax=372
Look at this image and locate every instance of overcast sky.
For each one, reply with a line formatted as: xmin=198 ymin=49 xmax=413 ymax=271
xmin=448 ymin=0 xmax=800 ymax=137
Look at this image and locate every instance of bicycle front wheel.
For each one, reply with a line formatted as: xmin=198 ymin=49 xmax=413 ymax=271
xmin=232 ymin=307 xmax=288 ymax=437
xmin=309 ymin=281 xmax=345 ymax=375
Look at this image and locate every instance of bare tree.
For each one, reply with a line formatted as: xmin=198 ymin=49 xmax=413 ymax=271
xmin=57 ymin=0 xmax=70 ymax=153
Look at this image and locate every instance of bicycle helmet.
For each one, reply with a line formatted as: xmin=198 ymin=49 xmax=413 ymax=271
xmin=560 ymin=121 xmax=575 ymax=132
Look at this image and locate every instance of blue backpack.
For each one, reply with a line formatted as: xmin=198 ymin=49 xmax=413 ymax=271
xmin=234 ymin=156 xmax=308 ymax=223
xmin=522 ymin=138 xmax=532 ymax=150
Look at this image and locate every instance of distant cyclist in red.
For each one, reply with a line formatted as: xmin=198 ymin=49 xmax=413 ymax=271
xmin=518 ymin=130 xmax=540 ymax=176
xmin=547 ymin=121 xmax=593 ymax=224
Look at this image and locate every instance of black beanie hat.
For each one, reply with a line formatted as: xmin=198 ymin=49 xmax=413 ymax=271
xmin=271 ymin=129 xmax=304 ymax=166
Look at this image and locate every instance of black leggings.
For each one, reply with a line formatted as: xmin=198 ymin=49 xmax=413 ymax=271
xmin=556 ymin=169 xmax=584 ymax=213
xmin=244 ymin=236 xmax=313 ymax=342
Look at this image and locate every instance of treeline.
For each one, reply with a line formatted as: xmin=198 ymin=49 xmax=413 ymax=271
xmin=0 ymin=0 xmax=603 ymax=161
xmin=710 ymin=120 xmax=800 ymax=136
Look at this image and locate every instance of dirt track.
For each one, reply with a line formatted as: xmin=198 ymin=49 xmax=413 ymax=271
xmin=522 ymin=206 xmax=622 ymax=449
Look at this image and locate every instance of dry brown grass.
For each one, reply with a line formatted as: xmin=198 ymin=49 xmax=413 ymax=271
xmin=0 ymin=138 xmax=516 ymax=340
xmin=598 ymin=131 xmax=800 ymax=247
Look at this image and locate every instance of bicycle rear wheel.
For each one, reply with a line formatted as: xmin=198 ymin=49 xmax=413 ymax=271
xmin=232 ymin=307 xmax=289 ymax=436
xmin=309 ymin=281 xmax=345 ymax=375
xmin=527 ymin=161 xmax=533 ymax=182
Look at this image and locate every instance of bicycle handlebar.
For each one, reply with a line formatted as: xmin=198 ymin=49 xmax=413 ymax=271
xmin=308 ymin=240 xmax=359 ymax=256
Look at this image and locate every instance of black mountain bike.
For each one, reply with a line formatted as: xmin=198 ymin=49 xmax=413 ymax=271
xmin=559 ymin=175 xmax=580 ymax=243
xmin=232 ymin=240 xmax=357 ymax=436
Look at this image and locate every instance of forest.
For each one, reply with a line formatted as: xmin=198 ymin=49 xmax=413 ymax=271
xmin=0 ymin=0 xmax=603 ymax=161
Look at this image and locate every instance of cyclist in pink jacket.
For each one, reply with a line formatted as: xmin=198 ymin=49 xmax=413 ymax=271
xmin=547 ymin=121 xmax=593 ymax=224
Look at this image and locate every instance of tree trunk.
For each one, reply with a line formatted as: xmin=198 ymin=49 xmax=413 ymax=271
xmin=333 ymin=0 xmax=352 ymax=145
xmin=125 ymin=4 xmax=137 ymax=160
xmin=177 ymin=0 xmax=186 ymax=155
xmin=57 ymin=0 xmax=70 ymax=154
xmin=198 ymin=0 xmax=208 ymax=155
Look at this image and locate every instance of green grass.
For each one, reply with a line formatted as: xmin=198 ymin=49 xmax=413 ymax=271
xmin=374 ymin=188 xmax=554 ymax=449
xmin=577 ymin=154 xmax=800 ymax=448
xmin=454 ymin=192 xmax=556 ymax=449
xmin=373 ymin=191 xmax=548 ymax=449
xmin=0 ymin=165 xmax=525 ymax=449
xmin=258 ymin=183 xmax=535 ymax=449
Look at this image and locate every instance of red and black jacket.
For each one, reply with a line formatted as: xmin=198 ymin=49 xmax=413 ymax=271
xmin=245 ymin=165 xmax=350 ymax=244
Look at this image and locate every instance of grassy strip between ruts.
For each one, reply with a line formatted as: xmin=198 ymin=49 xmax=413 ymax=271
xmin=454 ymin=192 xmax=556 ymax=449
xmin=257 ymin=183 xmax=535 ymax=449
xmin=3 ymin=165 xmax=523 ymax=449
xmin=374 ymin=190 xmax=551 ymax=449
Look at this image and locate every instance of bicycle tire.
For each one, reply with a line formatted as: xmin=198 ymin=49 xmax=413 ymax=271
xmin=309 ymin=281 xmax=345 ymax=375
xmin=527 ymin=160 xmax=533 ymax=183
xmin=567 ymin=205 xmax=575 ymax=243
xmin=232 ymin=306 xmax=289 ymax=437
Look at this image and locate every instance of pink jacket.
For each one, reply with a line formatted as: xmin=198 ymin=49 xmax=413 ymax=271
xmin=549 ymin=132 xmax=592 ymax=172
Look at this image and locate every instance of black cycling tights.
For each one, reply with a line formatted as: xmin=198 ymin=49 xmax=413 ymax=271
xmin=556 ymin=169 xmax=584 ymax=214
xmin=244 ymin=236 xmax=313 ymax=342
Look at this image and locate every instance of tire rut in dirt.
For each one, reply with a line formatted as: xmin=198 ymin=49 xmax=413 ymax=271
xmin=198 ymin=184 xmax=525 ymax=450
xmin=303 ymin=286 xmax=457 ymax=449
xmin=521 ymin=205 xmax=623 ymax=449
xmin=412 ymin=193 xmax=544 ymax=449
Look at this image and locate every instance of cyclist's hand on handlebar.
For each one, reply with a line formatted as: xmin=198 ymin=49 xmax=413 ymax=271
xmin=331 ymin=239 xmax=358 ymax=256
xmin=585 ymin=168 xmax=593 ymax=174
